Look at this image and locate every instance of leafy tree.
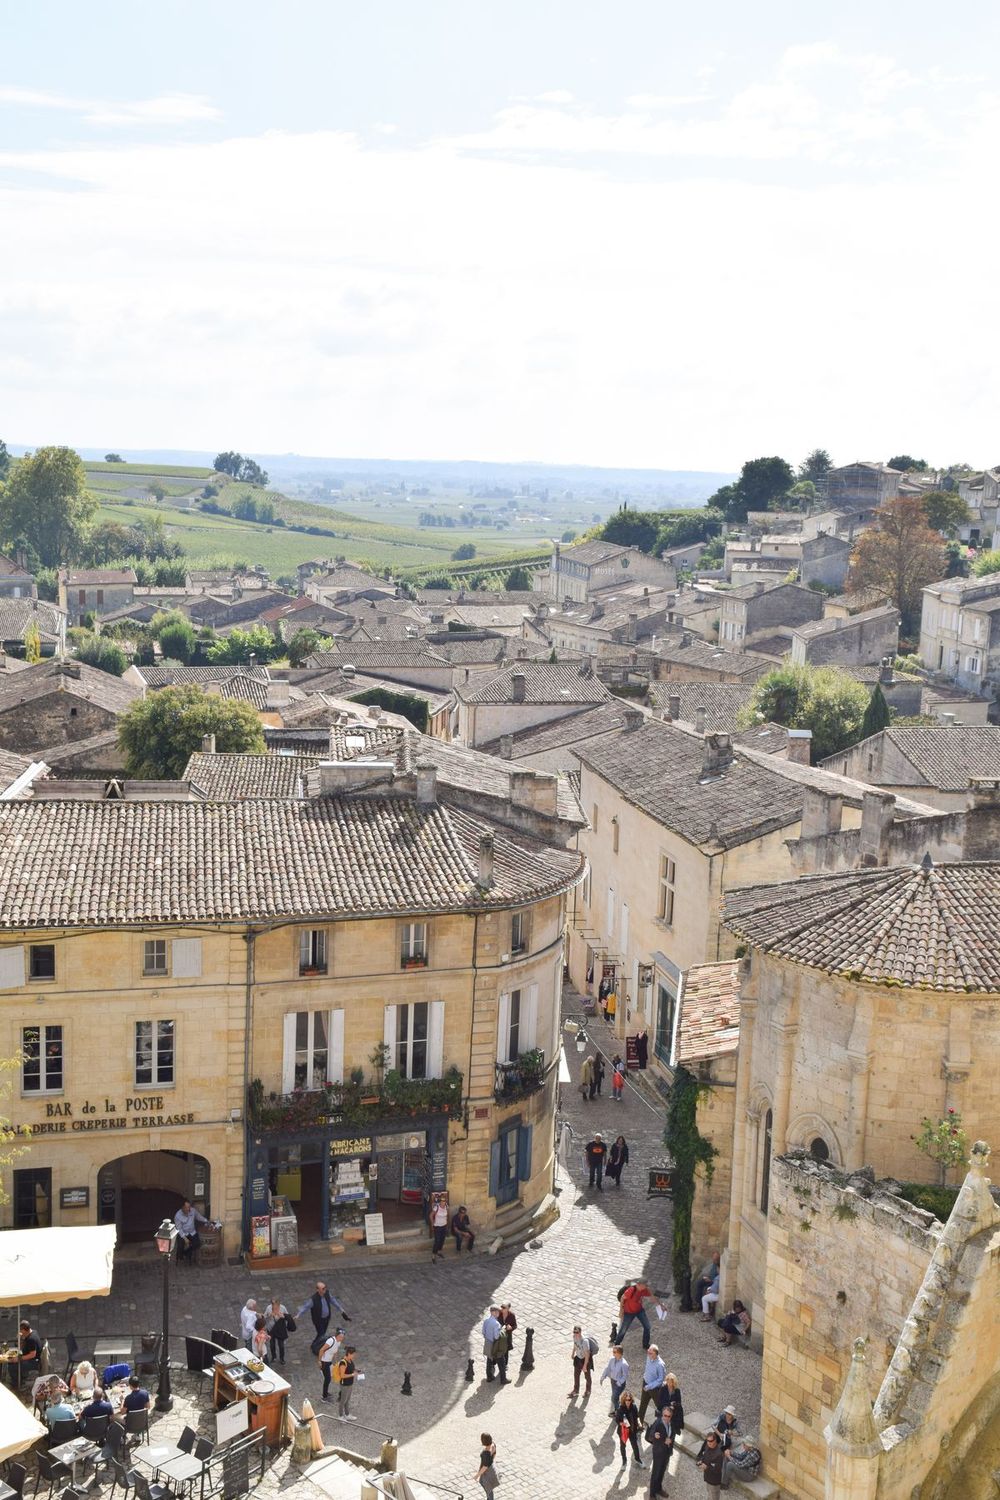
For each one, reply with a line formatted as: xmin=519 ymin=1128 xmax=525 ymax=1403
xmin=451 ymin=543 xmax=477 ymax=561
xmin=118 ymin=684 xmax=265 ymax=778
xmin=738 ymin=662 xmax=870 ymax=761
xmin=663 ymin=1066 xmax=717 ymax=1293
xmin=787 ymin=480 xmax=817 ymax=506
xmin=73 ymin=634 xmax=128 ymax=677
xmin=214 ymin=451 xmax=242 ymax=477
xmin=104 ymin=453 xmax=125 ymax=463
xmin=973 ymin=550 xmax=1000 ymax=579
xmin=848 ymin=495 xmax=946 ymax=634
xmin=505 ymin=565 xmax=533 ymax=591
xmin=709 ymin=457 xmax=795 ymax=523
xmin=213 ymin=451 xmax=269 ymax=486
xmin=599 ymin=507 xmax=660 ymax=552
xmin=656 ymin=509 xmax=723 ymax=552
xmin=923 ymin=490 xmax=970 ymax=536
xmin=860 ymin=684 xmax=891 ymax=740
xmin=85 ymin=522 xmax=144 ymax=566
xmin=287 ymin=628 xmax=334 ymax=668
xmin=0 ymin=1050 xmax=29 ymax=1203
xmin=914 ymin=1109 xmax=968 ymax=1187
xmin=23 ymin=620 xmax=41 ymax=664
xmin=887 ymin=454 xmax=927 ymax=473
xmin=206 ymin=624 xmax=277 ymax=665
xmin=944 ymin=541 xmax=968 ymax=578
xmin=0 ymin=440 xmax=11 ymax=481
xmin=147 ymin=481 xmax=167 ymax=504
xmin=560 ymin=529 xmax=577 ymax=543
xmin=158 ymin=619 xmax=196 ymax=665
xmin=0 ymin=446 xmax=96 ymax=566
xmin=798 ymin=448 xmax=832 ymax=484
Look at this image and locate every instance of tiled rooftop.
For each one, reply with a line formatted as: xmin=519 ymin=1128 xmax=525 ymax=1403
xmin=137 ymin=665 xmax=270 ymax=686
xmin=675 ymin=961 xmax=742 ymax=1064
xmin=0 ymin=660 xmax=139 ymax=715
xmin=724 ymin=860 xmax=1000 ymax=993
xmin=0 ymin=600 xmax=65 ymax=641
xmin=456 ymin=661 xmax=610 ymax=705
xmin=830 ymin=726 xmax=1000 ymax=791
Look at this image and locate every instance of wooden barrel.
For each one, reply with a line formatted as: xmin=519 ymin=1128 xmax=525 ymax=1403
xmin=199 ymin=1224 xmax=222 ymax=1268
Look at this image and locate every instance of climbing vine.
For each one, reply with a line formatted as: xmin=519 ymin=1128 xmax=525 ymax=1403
xmin=664 ymin=1065 xmax=718 ymax=1293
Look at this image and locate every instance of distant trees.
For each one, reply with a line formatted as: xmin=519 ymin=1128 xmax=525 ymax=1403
xmin=708 ymin=457 xmax=796 ymax=523
xmin=147 ymin=481 xmax=168 ymax=504
xmin=887 ymin=454 xmax=928 ymax=473
xmin=0 ymin=446 xmax=96 ymax=567
xmin=157 ymin=618 xmax=196 ymax=665
xmin=230 ymin=492 xmax=276 ymax=524
xmin=0 ymin=440 xmax=11 ymax=481
xmin=118 ymin=684 xmax=264 ymax=778
xmin=104 ymin=453 xmax=125 ymax=463
xmin=560 ymin=529 xmax=577 ymax=543
xmin=738 ymin=663 xmax=870 ymax=762
xmin=213 ymin=452 xmax=270 ymax=487
xmin=860 ymin=684 xmax=891 ymax=740
xmin=972 ymin=550 xmax=1000 ymax=579
xmin=848 ymin=495 xmax=947 ymax=634
xmin=798 ymin=449 xmax=832 ymax=485
xmin=73 ymin=634 xmax=128 ymax=677
xmin=505 ymin=565 xmax=534 ymax=591
xmin=923 ymin=490 xmax=970 ymax=537
xmin=451 ymin=543 xmax=477 ymax=561
xmin=287 ymin=628 xmax=334 ymax=667
xmin=23 ymin=620 xmax=41 ymax=664
xmin=206 ymin=624 xmax=277 ymax=665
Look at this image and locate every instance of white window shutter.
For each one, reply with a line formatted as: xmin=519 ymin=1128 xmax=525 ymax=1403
xmin=522 ymin=984 xmax=538 ymax=1052
xmin=0 ymin=946 xmax=25 ymax=990
xmin=621 ymin=903 xmax=630 ymax=953
xmin=281 ymin=1013 xmax=297 ymax=1094
xmin=171 ymin=938 xmax=202 ymax=979
xmin=428 ymin=1000 xmax=445 ymax=1079
xmin=606 ymin=888 xmax=615 ymax=940
xmin=328 ymin=1010 xmax=345 ymax=1085
xmin=383 ymin=1004 xmax=397 ymax=1058
xmin=496 ymin=992 xmax=511 ymax=1064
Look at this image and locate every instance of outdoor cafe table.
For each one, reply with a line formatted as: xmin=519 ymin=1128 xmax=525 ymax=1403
xmin=159 ymin=1453 xmax=204 ymax=1490
xmin=50 ymin=1436 xmax=100 ymax=1485
xmin=133 ymin=1441 xmax=184 ymax=1472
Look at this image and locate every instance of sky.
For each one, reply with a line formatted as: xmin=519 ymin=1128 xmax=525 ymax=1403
xmin=1 ymin=1 xmax=998 ymax=472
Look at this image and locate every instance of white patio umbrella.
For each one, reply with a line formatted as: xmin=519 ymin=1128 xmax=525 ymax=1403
xmin=0 ymin=1380 xmax=46 ymax=1461
xmin=0 ymin=1224 xmax=117 ymax=1307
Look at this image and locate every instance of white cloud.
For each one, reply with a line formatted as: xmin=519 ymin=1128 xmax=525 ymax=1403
xmin=534 ymin=89 xmax=575 ymax=104
xmin=0 ymin=84 xmax=220 ymax=127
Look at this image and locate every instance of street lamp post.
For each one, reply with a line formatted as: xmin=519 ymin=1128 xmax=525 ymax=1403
xmin=154 ymin=1218 xmax=177 ymax=1412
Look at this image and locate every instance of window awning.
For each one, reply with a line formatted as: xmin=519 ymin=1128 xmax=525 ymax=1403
xmin=0 ymin=1223 xmax=117 ymax=1306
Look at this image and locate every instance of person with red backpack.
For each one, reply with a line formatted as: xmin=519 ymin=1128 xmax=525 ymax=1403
xmin=617 ymin=1279 xmax=656 ymax=1350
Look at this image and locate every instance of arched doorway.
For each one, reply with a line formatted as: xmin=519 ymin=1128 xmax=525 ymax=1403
xmin=98 ymin=1150 xmax=211 ymax=1243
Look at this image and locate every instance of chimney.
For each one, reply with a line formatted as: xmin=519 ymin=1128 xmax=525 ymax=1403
xmin=623 ymin=708 xmax=643 ymax=731
xmin=694 ymin=706 xmax=707 ymax=735
xmin=316 ymin=760 xmax=395 ymax=797
xmin=369 ymin=704 xmax=382 ymax=721
xmin=963 ymin=778 xmax=1000 ymax=860
xmin=511 ymin=672 xmax=526 ymax=703
xmin=701 ymin=733 xmax=734 ymax=778
xmin=666 ymin=693 xmax=681 ymax=720
xmin=626 ymin=613 xmax=638 ymax=644
xmin=786 ymin=728 xmax=812 ymax=765
xmin=415 ymin=763 xmax=438 ymax=807
xmin=477 ymin=832 xmax=495 ymax=890
xmin=342 ymin=663 xmax=356 ymax=679
xmin=510 ymin=768 xmax=558 ymax=815
xmin=859 ymin=790 xmax=896 ymax=866
xmin=249 ymin=652 xmax=257 ymax=668
xmin=680 ymin=632 xmax=691 ymax=646
xmin=879 ymin=655 xmax=894 ymax=685
xmin=201 ymin=734 xmax=216 ymax=754
xmin=500 ymin=735 xmax=514 ymax=760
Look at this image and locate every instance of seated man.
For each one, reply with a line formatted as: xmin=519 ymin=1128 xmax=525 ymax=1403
xmin=17 ymin=1320 xmax=42 ymax=1387
xmin=120 ymin=1374 xmax=150 ymax=1412
xmin=45 ymin=1391 xmax=76 ymax=1429
xmin=78 ymin=1386 xmax=114 ymax=1429
xmin=174 ymin=1198 xmax=208 ymax=1264
xmin=451 ymin=1205 xmax=475 ymax=1254
xmin=693 ymin=1250 xmax=720 ymax=1307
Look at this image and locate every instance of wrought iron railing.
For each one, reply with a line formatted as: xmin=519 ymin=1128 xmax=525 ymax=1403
xmin=494 ymin=1049 xmax=546 ymax=1102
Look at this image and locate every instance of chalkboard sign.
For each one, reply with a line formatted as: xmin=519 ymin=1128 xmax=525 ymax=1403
xmin=626 ymin=1036 xmax=640 ymax=1070
xmin=647 ymin=1168 xmax=673 ymax=1198
xmin=272 ymin=1216 xmax=298 ymax=1257
xmin=222 ymin=1443 xmax=250 ymax=1499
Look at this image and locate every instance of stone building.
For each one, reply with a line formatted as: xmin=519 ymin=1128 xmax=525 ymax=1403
xmin=820 ymin=725 xmax=1000 ymax=811
xmin=789 ymin=604 xmax=900 ymax=668
xmin=822 ymin=461 xmax=902 ymax=511
xmin=533 ymin=539 xmax=676 ymax=604
xmin=718 ymin=580 xmax=824 ymax=650
xmin=0 ymin=761 xmax=582 ymax=1256
xmin=58 ymin=567 xmax=137 ymax=626
xmin=452 ymin=660 xmax=611 ymax=747
xmin=0 ymin=659 xmax=140 ymax=752
xmin=918 ymin=572 xmax=1000 ymax=695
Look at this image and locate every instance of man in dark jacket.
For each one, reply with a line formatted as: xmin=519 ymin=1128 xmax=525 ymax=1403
xmin=297 ymin=1280 xmax=350 ymax=1353
xmin=645 ymin=1409 xmax=673 ymax=1497
xmin=585 ymin=1132 xmax=607 ymax=1189
xmin=697 ymin=1429 xmax=726 ymax=1495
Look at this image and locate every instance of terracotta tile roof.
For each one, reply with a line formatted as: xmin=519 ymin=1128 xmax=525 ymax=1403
xmin=319 ymin=642 xmax=450 ymax=670
xmin=0 ymin=794 xmax=582 ymax=928
xmin=457 ymin=661 xmax=610 ymax=705
xmin=481 ymin=701 xmax=635 ymax=757
xmin=793 ymin=605 xmax=899 ymax=640
xmin=676 ymin=961 xmax=742 ymax=1064
xmin=215 ymin=674 xmax=269 ymax=710
xmin=724 ymin=861 xmax=1000 ymax=992
xmin=425 ymin=636 xmax=508 ymax=665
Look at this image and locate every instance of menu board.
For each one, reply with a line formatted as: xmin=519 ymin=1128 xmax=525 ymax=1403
xmin=250 ymin=1216 xmax=271 ymax=1260
xmin=216 ymin=1399 xmax=249 ymax=1443
xmin=364 ymin=1212 xmax=385 ymax=1246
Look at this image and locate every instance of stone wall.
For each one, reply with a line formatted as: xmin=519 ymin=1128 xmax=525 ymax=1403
xmin=691 ymin=1054 xmax=737 ymax=1268
xmin=0 ymin=691 xmax=122 ymax=752
xmin=760 ymin=1153 xmax=938 ymax=1499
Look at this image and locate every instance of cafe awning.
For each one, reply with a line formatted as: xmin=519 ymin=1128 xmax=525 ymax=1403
xmin=0 ymin=1380 xmax=47 ymax=1461
xmin=0 ymin=1223 xmax=117 ymax=1306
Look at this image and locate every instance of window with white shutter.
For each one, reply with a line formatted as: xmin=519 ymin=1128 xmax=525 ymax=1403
xmin=171 ymin=939 xmax=202 ymax=979
xmin=0 ymin=946 xmax=25 ymax=990
xmin=328 ymin=1009 xmax=345 ymax=1085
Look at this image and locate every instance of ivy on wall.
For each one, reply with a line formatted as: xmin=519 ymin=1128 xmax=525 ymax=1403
xmin=664 ymin=1065 xmax=718 ymax=1293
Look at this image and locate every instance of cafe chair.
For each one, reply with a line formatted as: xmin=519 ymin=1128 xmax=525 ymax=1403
xmin=133 ymin=1337 xmax=160 ymax=1381
xmin=32 ymin=1456 xmax=71 ymax=1500
xmin=192 ymin=1440 xmax=213 ymax=1463
xmin=123 ymin=1409 xmax=150 ymax=1447
xmin=2 ymin=1464 xmax=26 ymax=1498
xmin=80 ymin=1414 xmax=110 ymax=1443
xmin=176 ymin=1429 xmax=196 ymax=1456
xmin=63 ymin=1334 xmax=95 ymax=1383
xmin=132 ymin=1472 xmax=173 ymax=1500
xmin=48 ymin=1420 xmax=78 ymax=1449
xmin=106 ymin=1461 xmax=140 ymax=1500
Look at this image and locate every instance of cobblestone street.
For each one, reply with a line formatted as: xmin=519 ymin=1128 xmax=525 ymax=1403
xmin=5 ymin=991 xmax=761 ymax=1498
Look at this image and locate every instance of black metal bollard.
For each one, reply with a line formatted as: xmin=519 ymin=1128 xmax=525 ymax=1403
xmin=679 ymin=1269 xmax=693 ymax=1314
xmin=464 ymin=1358 xmax=475 ymax=1383
xmin=610 ymin=1321 xmax=618 ymax=1346
xmin=401 ymin=1370 xmax=412 ymax=1395
xmin=519 ymin=1328 xmax=535 ymax=1373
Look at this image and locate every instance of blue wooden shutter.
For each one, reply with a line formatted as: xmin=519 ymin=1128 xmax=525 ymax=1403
xmin=489 ymin=1139 xmax=502 ymax=1199
xmin=516 ymin=1123 xmax=533 ymax=1182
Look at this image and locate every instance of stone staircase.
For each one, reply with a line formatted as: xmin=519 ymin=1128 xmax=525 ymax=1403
xmin=675 ymin=1412 xmax=779 ymax=1498
xmin=488 ymin=1191 xmax=560 ymax=1251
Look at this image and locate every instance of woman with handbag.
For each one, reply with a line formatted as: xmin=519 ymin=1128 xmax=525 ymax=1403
xmin=615 ymin=1391 xmax=644 ymax=1469
xmin=475 ymin=1432 xmax=499 ymax=1494
xmin=265 ymin=1296 xmax=292 ymax=1365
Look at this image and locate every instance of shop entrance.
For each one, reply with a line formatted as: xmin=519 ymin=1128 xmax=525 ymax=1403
xmin=99 ymin=1150 xmax=210 ymax=1243
xmin=267 ymin=1141 xmax=324 ymax=1242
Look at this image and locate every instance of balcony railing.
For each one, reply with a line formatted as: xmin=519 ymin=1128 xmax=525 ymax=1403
xmin=494 ymin=1048 xmax=546 ymax=1103
xmin=249 ymin=1066 xmax=464 ymax=1132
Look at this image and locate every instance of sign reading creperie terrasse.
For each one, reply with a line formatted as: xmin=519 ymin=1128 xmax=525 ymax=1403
xmin=15 ymin=1096 xmax=196 ymax=1135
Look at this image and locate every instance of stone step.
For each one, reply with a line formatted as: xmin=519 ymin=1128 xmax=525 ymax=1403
xmin=676 ymin=1412 xmax=778 ymax=1500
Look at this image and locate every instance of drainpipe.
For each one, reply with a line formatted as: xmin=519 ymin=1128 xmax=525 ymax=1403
xmin=242 ymin=926 xmax=256 ymax=1257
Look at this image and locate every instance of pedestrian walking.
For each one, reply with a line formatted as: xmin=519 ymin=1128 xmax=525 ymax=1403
xmin=638 ymin=1344 xmax=666 ymax=1423
xmin=663 ymin=1371 xmax=684 ymax=1437
xmin=593 ymin=1054 xmax=606 ymax=1097
xmin=697 ymin=1429 xmax=726 ymax=1496
xmin=317 ymin=1327 xmax=345 ymax=1400
xmin=482 ymin=1306 xmax=509 ymax=1384
xmin=498 ymin=1301 xmax=517 ymax=1353
xmin=298 ymin=1280 xmax=350 ymax=1354
xmin=606 ymin=1134 xmax=629 ymax=1186
xmin=617 ymin=1279 xmax=658 ymax=1349
xmin=475 ymin=1433 xmax=499 ymax=1495
xmin=335 ymin=1344 xmax=360 ymax=1419
xmin=612 ymin=1062 xmax=626 ymax=1101
xmin=239 ymin=1298 xmax=259 ymax=1349
xmin=580 ymin=1053 xmax=595 ymax=1103
xmin=451 ymin=1204 xmax=476 ymax=1253
xmin=645 ymin=1408 xmax=673 ymax=1498
xmin=599 ymin=1345 xmax=629 ymax=1415
xmin=264 ymin=1297 xmax=290 ymax=1365
xmin=605 ymin=988 xmax=617 ymax=1028
xmin=585 ymin=1131 xmax=607 ymax=1189
xmin=430 ymin=1192 xmax=449 ymax=1262
xmin=615 ymin=1391 xmax=644 ymax=1469
xmin=568 ymin=1324 xmax=596 ymax=1398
